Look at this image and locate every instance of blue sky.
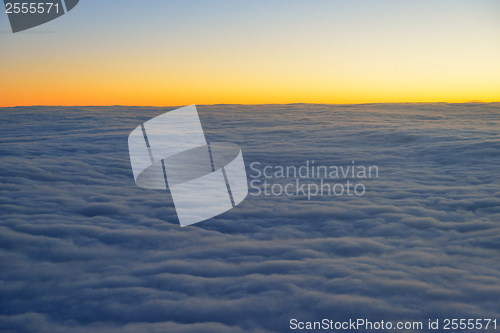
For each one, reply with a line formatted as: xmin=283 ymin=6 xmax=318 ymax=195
xmin=1 ymin=0 xmax=499 ymax=106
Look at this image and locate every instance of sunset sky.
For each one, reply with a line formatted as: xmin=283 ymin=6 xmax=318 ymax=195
xmin=1 ymin=0 xmax=499 ymax=107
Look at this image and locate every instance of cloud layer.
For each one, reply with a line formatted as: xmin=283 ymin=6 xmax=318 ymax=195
xmin=0 ymin=103 xmax=499 ymax=332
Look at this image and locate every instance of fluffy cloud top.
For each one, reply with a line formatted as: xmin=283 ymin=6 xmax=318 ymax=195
xmin=0 ymin=103 xmax=499 ymax=332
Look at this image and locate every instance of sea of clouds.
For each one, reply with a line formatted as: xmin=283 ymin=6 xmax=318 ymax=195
xmin=0 ymin=103 xmax=499 ymax=332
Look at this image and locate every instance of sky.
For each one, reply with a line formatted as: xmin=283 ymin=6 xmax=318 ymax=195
xmin=0 ymin=0 xmax=499 ymax=107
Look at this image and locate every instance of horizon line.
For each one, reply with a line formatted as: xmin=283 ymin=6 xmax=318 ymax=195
xmin=2 ymin=101 xmax=499 ymax=109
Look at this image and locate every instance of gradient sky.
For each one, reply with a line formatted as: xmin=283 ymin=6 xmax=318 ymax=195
xmin=1 ymin=0 xmax=499 ymax=106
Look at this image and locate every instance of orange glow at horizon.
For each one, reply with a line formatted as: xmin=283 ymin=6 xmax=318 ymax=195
xmin=1 ymin=45 xmax=499 ymax=107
